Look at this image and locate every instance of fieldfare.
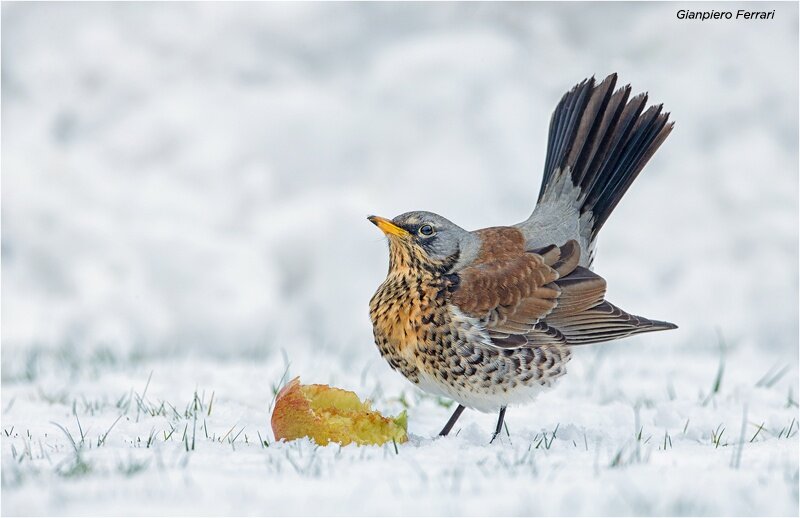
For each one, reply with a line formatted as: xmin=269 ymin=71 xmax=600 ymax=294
xmin=369 ymin=73 xmax=676 ymax=440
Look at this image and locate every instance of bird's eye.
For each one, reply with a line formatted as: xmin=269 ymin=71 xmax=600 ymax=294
xmin=419 ymin=224 xmax=435 ymax=236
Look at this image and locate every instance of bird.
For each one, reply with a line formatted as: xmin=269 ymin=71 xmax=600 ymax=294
xmin=368 ymin=73 xmax=676 ymax=441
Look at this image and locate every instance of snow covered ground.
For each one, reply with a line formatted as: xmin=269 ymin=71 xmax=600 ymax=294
xmin=2 ymin=2 xmax=798 ymax=516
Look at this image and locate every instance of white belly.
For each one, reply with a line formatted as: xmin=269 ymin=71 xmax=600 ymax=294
xmin=413 ymin=366 xmax=558 ymax=413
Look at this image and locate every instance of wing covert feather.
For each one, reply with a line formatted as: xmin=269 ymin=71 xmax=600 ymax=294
xmin=449 ymin=233 xmax=673 ymax=349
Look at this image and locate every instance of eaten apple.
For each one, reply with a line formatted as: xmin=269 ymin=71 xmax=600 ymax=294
xmin=270 ymin=377 xmax=408 ymax=446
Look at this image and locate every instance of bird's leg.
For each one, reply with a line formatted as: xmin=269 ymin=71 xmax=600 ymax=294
xmin=438 ymin=404 xmax=466 ymax=436
xmin=489 ymin=406 xmax=507 ymax=443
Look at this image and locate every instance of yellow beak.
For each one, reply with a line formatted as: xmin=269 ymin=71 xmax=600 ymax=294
xmin=368 ymin=215 xmax=409 ymax=238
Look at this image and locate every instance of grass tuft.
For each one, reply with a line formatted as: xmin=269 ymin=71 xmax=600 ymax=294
xmin=98 ymin=415 xmax=124 ymax=447
xmin=268 ymin=361 xmax=292 ymax=415
xmin=56 ymin=456 xmax=92 ymax=479
xmin=756 ymin=364 xmax=790 ymax=389
xmin=711 ymin=424 xmax=727 ymax=448
xmin=662 ymin=430 xmax=672 ymax=450
xmin=534 ymin=423 xmax=559 ymax=450
xmin=703 ymin=331 xmax=726 ymax=406
xmin=117 ymin=457 xmax=150 ymax=477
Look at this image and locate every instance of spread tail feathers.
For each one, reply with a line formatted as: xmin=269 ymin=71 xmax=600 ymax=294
xmin=538 ymin=73 xmax=674 ymax=243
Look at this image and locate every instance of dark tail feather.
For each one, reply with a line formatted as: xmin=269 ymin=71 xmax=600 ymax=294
xmin=538 ymin=74 xmax=674 ymax=242
xmin=547 ymin=300 xmax=678 ymax=346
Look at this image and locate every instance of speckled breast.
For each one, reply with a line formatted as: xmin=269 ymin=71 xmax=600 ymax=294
xmin=369 ymin=271 xmax=572 ymax=412
xmin=369 ymin=271 xmax=450 ymax=385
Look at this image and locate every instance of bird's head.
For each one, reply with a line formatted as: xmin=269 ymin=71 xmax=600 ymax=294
xmin=368 ymin=211 xmax=475 ymax=274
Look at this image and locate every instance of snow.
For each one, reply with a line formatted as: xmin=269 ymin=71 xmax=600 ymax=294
xmin=1 ymin=2 xmax=798 ymax=516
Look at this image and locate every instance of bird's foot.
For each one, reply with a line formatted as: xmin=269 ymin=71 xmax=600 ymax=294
xmin=489 ymin=406 xmax=508 ymax=444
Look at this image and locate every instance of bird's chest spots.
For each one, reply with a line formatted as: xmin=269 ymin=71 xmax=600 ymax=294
xmin=370 ymin=273 xmax=450 ymax=372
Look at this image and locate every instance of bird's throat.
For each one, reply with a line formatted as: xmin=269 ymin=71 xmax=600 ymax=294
xmin=386 ymin=241 xmax=421 ymax=273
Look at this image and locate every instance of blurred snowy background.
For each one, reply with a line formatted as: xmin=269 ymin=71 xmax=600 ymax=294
xmin=2 ymin=2 xmax=798 ymax=516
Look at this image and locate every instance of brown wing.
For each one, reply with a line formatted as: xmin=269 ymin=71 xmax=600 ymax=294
xmin=452 ymin=252 xmax=561 ymax=322
xmin=452 ymin=232 xmax=583 ymax=348
xmin=451 ymin=232 xmax=675 ymax=349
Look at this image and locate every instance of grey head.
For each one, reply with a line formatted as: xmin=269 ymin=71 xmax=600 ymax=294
xmin=368 ymin=210 xmax=480 ymax=271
